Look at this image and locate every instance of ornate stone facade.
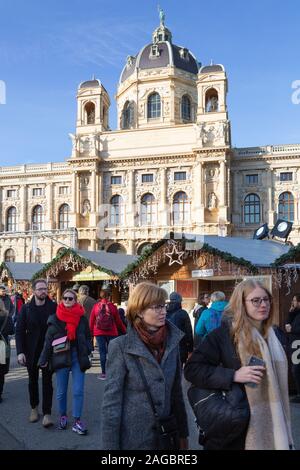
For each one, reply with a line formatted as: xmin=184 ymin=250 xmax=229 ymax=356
xmin=1 ymin=20 xmax=299 ymax=262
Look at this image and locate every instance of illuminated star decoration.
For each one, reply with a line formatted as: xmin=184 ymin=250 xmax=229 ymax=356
xmin=165 ymin=244 xmax=184 ymax=266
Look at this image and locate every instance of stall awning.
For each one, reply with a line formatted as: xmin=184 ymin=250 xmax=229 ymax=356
xmin=71 ymin=268 xmax=114 ymax=281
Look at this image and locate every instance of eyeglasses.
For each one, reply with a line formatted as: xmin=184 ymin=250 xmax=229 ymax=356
xmin=149 ymin=304 xmax=167 ymax=312
xmin=63 ymin=296 xmax=75 ymax=301
xmin=245 ymin=297 xmax=271 ymax=308
xmin=35 ymin=287 xmax=48 ymax=291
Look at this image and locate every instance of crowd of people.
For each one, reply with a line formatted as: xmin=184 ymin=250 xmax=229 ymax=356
xmin=0 ymin=279 xmax=299 ymax=450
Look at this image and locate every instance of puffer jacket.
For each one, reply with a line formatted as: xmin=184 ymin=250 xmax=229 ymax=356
xmin=185 ymin=322 xmax=249 ymax=449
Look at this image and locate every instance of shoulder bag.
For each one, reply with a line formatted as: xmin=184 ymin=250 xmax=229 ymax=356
xmin=50 ymin=335 xmax=71 ymax=370
xmin=187 ymin=383 xmax=250 ymax=446
xmin=135 ymin=358 xmax=180 ymax=450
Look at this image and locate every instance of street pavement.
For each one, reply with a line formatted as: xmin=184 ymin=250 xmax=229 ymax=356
xmin=0 ymin=340 xmax=299 ymax=450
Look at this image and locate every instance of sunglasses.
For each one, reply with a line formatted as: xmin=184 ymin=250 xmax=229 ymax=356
xmin=63 ymin=296 xmax=75 ymax=301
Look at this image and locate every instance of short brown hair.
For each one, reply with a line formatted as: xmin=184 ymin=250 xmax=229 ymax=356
xmin=32 ymin=279 xmax=47 ymax=291
xmin=126 ymin=282 xmax=167 ymax=325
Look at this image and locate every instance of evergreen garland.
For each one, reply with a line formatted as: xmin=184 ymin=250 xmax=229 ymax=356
xmin=120 ymin=239 xmax=166 ymax=279
xmin=31 ymin=248 xmax=117 ymax=280
xmin=120 ymin=239 xmax=258 ymax=278
xmin=0 ymin=262 xmax=13 ymax=280
xmin=199 ymin=243 xmax=258 ymax=274
xmin=272 ymin=243 xmax=300 ymax=267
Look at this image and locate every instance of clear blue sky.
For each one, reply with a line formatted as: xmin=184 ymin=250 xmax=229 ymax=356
xmin=0 ymin=0 xmax=299 ymax=165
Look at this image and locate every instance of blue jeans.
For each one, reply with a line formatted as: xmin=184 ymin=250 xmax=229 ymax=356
xmin=56 ymin=349 xmax=85 ymax=419
xmin=96 ymin=335 xmax=115 ymax=374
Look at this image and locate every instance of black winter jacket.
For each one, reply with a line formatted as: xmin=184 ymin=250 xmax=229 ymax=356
xmin=0 ymin=312 xmax=14 ymax=373
xmin=184 ymin=323 xmax=248 ymax=449
xmin=39 ymin=314 xmax=92 ymax=372
xmin=15 ymin=297 xmax=57 ymax=369
xmin=166 ymin=302 xmax=193 ymax=363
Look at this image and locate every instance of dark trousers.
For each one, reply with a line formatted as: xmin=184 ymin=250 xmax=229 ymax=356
xmin=27 ymin=364 xmax=53 ymax=415
xmin=96 ymin=335 xmax=115 ymax=374
xmin=292 ymin=363 xmax=300 ymax=395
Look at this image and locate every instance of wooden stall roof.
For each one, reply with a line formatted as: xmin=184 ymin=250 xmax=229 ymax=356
xmin=121 ymin=235 xmax=291 ymax=279
xmin=31 ymin=248 xmax=138 ymax=280
xmin=0 ymin=262 xmax=45 ymax=281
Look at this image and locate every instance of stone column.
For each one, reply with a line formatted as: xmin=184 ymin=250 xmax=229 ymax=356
xmin=128 ymin=239 xmax=135 ymax=255
xmin=218 ymin=159 xmax=228 ymax=222
xmin=45 ymin=183 xmax=53 ymax=230
xmin=91 ymin=170 xmax=96 ymax=213
xmin=76 ymin=173 xmax=80 ymax=218
xmin=267 ymin=170 xmax=275 ymax=226
xmin=71 ymin=172 xmax=78 ymax=227
xmin=219 ymin=160 xmax=226 ymax=206
xmin=127 ymin=170 xmax=136 ymax=248
xmin=159 ymin=168 xmax=168 ymax=228
xmin=128 ymin=170 xmax=135 ymax=227
xmin=193 ymin=161 xmax=204 ymax=224
xmin=20 ymin=185 xmax=28 ymax=231
xmin=89 ymin=170 xmax=97 ymax=227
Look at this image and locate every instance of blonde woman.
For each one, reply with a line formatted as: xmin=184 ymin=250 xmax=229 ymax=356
xmin=100 ymin=282 xmax=189 ymax=450
xmin=185 ymin=279 xmax=294 ymax=450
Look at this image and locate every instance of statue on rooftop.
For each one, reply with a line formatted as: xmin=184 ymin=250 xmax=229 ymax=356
xmin=158 ymin=6 xmax=165 ymax=26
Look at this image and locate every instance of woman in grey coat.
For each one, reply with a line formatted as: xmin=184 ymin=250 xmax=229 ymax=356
xmin=100 ymin=282 xmax=189 ymax=450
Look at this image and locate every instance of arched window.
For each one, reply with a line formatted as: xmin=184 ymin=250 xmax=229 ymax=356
xmin=173 ymin=191 xmax=190 ymax=224
xmin=4 ymin=248 xmax=15 ymax=262
xmin=137 ymin=243 xmax=152 ymax=255
xmin=141 ymin=193 xmax=156 ymax=225
xmin=32 ymin=205 xmax=44 ymax=230
xmin=181 ymin=95 xmax=191 ymax=121
xmin=30 ymin=248 xmax=42 ymax=263
xmin=121 ymin=101 xmax=134 ymax=129
xmin=57 ymin=247 xmax=65 ymax=256
xmin=59 ymin=204 xmax=70 ymax=229
xmin=147 ymin=93 xmax=161 ymax=119
xmin=85 ymin=102 xmax=95 ymax=124
xmin=278 ymin=192 xmax=294 ymax=222
xmin=6 ymin=207 xmax=17 ymax=232
xmin=107 ymin=243 xmax=127 ymax=254
xmin=244 ymin=194 xmax=260 ymax=224
xmin=110 ymin=195 xmax=123 ymax=226
xmin=205 ymin=88 xmax=219 ymax=112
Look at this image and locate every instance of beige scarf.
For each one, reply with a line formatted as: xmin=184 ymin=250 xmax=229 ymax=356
xmin=239 ymin=327 xmax=294 ymax=450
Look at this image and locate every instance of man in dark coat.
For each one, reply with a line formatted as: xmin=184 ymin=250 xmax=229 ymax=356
xmin=16 ymin=279 xmax=57 ymax=427
xmin=166 ymin=292 xmax=193 ymax=366
xmin=0 ymin=285 xmax=14 ymax=317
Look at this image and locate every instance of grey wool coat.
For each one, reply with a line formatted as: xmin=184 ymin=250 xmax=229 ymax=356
xmin=100 ymin=321 xmax=189 ymax=450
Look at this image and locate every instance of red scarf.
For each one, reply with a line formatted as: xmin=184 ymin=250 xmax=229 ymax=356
xmin=56 ymin=302 xmax=84 ymax=340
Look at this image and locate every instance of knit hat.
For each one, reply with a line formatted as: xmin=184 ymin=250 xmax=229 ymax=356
xmin=169 ymin=291 xmax=182 ymax=303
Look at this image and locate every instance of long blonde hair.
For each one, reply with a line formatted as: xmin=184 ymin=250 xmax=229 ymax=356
xmin=224 ymin=279 xmax=273 ymax=358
